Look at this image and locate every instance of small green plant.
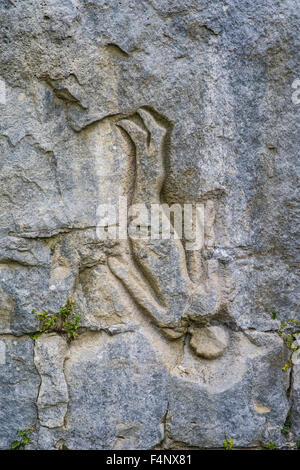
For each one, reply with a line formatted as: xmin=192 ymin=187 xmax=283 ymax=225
xmin=281 ymin=412 xmax=291 ymax=436
xmin=223 ymin=435 xmax=233 ymax=450
xmin=266 ymin=441 xmax=276 ymax=450
xmin=29 ymin=331 xmax=42 ymax=341
xmin=296 ymin=440 xmax=300 ymax=450
xmin=11 ymin=425 xmax=34 ymax=450
xmin=49 ymin=242 xmax=56 ymax=253
xmin=281 ymin=427 xmax=289 ymax=436
xmin=31 ymin=298 xmax=81 ymax=342
xmin=271 ymin=312 xmax=300 ymax=371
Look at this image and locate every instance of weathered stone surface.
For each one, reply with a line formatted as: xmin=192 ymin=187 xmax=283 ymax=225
xmin=167 ymin=331 xmax=290 ymax=448
xmin=189 ymin=325 xmax=228 ymax=359
xmin=0 ymin=335 xmax=39 ymax=449
xmin=291 ymin=349 xmax=300 ymax=439
xmin=34 ymin=333 xmax=69 ymax=428
xmin=64 ymin=331 xmax=169 ymax=450
xmin=0 ymin=0 xmax=299 ymax=450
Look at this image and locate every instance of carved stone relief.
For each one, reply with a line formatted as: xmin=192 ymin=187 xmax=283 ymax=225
xmin=0 ymin=1 xmax=297 ymax=449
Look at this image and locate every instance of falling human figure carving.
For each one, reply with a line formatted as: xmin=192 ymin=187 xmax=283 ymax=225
xmin=106 ymin=108 xmax=221 ymax=339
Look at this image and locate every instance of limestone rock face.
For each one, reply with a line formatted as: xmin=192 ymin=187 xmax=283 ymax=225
xmin=189 ymin=326 xmax=228 ymax=359
xmin=34 ymin=334 xmax=69 ymax=428
xmin=0 ymin=0 xmax=299 ymax=450
xmin=291 ymin=351 xmax=300 ymax=437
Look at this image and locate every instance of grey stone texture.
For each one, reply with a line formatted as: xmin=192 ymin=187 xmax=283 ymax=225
xmin=0 ymin=0 xmax=299 ymax=450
